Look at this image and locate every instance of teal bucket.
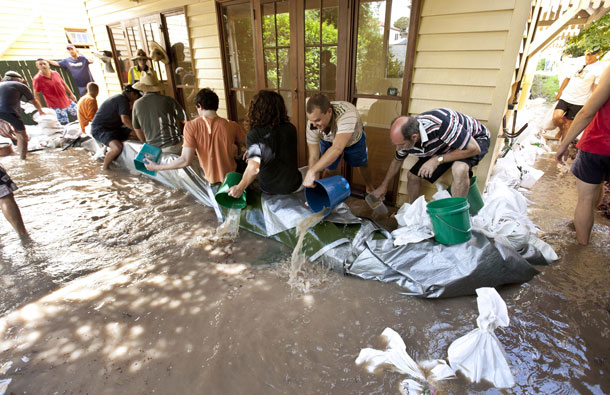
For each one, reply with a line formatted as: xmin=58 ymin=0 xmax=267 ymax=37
xmin=448 ymin=176 xmax=484 ymax=215
xmin=427 ymin=197 xmax=472 ymax=245
xmin=134 ymin=143 xmax=162 ymax=176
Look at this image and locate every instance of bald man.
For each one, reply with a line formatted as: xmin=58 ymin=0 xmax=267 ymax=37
xmin=371 ymin=108 xmax=490 ymax=203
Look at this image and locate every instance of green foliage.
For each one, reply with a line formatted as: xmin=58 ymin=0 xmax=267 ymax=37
xmin=564 ymin=13 xmax=610 ymax=57
xmin=356 ymin=2 xmax=403 ymax=92
xmin=531 ymin=74 xmax=559 ymax=102
xmin=393 ymin=16 xmax=409 ymax=31
xmin=536 ymin=58 xmax=546 ymax=71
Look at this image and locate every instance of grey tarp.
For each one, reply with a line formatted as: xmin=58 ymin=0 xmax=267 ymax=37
xmin=81 ymin=139 xmax=540 ymax=298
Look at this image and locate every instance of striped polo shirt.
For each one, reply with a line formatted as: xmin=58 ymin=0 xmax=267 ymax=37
xmin=395 ymin=108 xmax=489 ymax=160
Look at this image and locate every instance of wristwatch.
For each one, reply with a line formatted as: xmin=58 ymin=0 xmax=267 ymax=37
xmin=437 ymin=156 xmax=444 ymax=163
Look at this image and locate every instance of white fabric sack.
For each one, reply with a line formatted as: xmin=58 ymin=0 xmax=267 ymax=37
xmin=356 ymin=327 xmax=455 ymax=395
xmin=432 ymin=183 xmax=451 ymax=201
xmin=474 ymin=181 xmax=557 ymax=262
xmin=447 ymin=287 xmax=515 ymax=389
xmin=392 ymin=196 xmax=434 ymax=246
xmin=539 ymin=103 xmax=557 ymax=131
xmin=520 ymin=165 xmax=544 ymax=189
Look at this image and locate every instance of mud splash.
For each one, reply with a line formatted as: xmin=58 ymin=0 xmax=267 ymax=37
xmin=287 ymin=210 xmax=326 ymax=292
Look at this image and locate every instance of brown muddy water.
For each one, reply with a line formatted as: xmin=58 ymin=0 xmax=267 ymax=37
xmin=0 ymin=147 xmax=609 ymax=394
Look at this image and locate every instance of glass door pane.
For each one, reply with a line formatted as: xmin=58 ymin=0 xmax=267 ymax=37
xmin=108 ymin=24 xmax=131 ymax=86
xmin=222 ymin=2 xmax=257 ymax=126
xmin=165 ymin=12 xmax=198 ymax=119
xmin=262 ymin=0 xmax=292 ymax=116
xmin=352 ymin=98 xmax=401 ymax=201
xmin=140 ymin=16 xmax=168 ymax=83
xmin=355 ymin=0 xmax=411 ymax=97
xmin=304 ymin=0 xmax=338 ymax=99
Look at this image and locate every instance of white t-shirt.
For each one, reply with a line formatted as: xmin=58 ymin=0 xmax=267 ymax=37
xmin=561 ymin=60 xmax=607 ymax=105
xmin=306 ymin=101 xmax=363 ymax=147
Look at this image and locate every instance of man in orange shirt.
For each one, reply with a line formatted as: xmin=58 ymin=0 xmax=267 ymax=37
xmin=77 ymin=82 xmax=99 ymax=133
xmin=144 ymin=88 xmax=245 ymax=184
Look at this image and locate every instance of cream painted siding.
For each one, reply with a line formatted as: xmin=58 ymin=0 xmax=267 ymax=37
xmin=0 ymin=0 xmax=91 ymax=59
xmin=397 ymin=0 xmax=530 ymax=205
xmin=83 ymin=0 xmax=227 ymax=116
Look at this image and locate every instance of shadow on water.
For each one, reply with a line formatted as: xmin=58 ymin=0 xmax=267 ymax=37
xmin=0 ymin=147 xmax=609 ymax=393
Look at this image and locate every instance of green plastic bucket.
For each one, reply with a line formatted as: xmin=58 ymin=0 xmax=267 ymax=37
xmin=448 ymin=176 xmax=484 ymax=215
xmin=427 ymin=197 xmax=472 ymax=245
xmin=215 ymin=172 xmax=247 ymax=209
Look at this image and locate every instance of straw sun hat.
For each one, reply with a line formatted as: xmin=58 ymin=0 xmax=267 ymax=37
xmin=132 ymin=72 xmax=163 ymax=92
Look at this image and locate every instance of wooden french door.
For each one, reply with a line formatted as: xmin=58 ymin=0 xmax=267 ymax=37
xmin=106 ymin=10 xmax=198 ymax=119
xmin=219 ymin=0 xmax=419 ymax=203
xmin=220 ymin=0 xmax=347 ymax=165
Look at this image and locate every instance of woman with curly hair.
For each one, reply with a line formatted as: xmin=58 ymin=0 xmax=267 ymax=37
xmin=228 ymin=90 xmax=302 ymax=196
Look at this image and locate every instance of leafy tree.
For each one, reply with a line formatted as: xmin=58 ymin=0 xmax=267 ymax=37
xmin=393 ymin=16 xmax=409 ymax=31
xmin=564 ymin=12 xmax=610 ymax=57
xmin=355 ymin=2 xmax=404 ymax=92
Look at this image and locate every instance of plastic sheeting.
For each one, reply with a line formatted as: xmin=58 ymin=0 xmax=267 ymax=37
xmin=347 ymin=232 xmax=539 ymax=298
xmin=80 ymin=139 xmax=542 ymax=298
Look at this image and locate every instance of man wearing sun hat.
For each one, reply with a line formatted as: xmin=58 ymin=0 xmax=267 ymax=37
xmin=46 ymin=44 xmax=94 ymax=96
xmin=128 ymin=49 xmax=157 ymax=84
xmin=132 ymin=72 xmax=185 ymax=154
xmin=551 ymin=45 xmax=607 ymax=141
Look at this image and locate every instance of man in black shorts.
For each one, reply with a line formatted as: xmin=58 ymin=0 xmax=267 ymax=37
xmin=371 ymin=108 xmax=490 ymax=203
xmin=0 ymin=71 xmax=46 ymax=159
xmin=551 ymin=46 xmax=605 ymax=141
xmin=90 ymin=84 xmax=141 ymax=170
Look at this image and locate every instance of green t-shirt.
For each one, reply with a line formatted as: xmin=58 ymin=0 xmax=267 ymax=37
xmin=132 ymin=92 xmax=185 ymax=148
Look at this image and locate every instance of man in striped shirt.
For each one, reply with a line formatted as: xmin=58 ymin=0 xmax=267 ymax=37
xmin=303 ymin=94 xmax=374 ymax=192
xmin=371 ymin=108 xmax=490 ymax=203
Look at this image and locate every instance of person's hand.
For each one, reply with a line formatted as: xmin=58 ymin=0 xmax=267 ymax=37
xmin=418 ymin=157 xmax=439 ymax=178
xmin=242 ymin=151 xmax=248 ymax=161
xmin=371 ymin=186 xmax=386 ymax=200
xmin=555 ymin=92 xmax=561 ymax=101
xmin=143 ymin=158 xmax=159 ymax=171
xmin=227 ymin=184 xmax=245 ymax=198
xmin=302 ymin=169 xmax=318 ymax=188
xmin=556 ymin=143 xmax=570 ymax=165
xmin=0 ymin=121 xmax=17 ymax=140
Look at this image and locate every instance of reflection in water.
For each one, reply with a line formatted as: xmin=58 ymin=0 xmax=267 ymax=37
xmin=0 ymin=148 xmax=608 ymax=393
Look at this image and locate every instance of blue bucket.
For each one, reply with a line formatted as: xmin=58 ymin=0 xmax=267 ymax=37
xmin=134 ymin=143 xmax=162 ymax=176
xmin=305 ymin=175 xmax=351 ymax=214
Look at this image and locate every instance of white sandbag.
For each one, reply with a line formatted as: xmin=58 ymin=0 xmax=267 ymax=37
xmin=447 ymin=287 xmax=515 ymax=389
xmin=539 ymin=103 xmax=557 ymax=131
xmin=520 ymin=166 xmax=544 ymax=189
xmin=475 ymin=181 xmax=557 ymax=262
xmin=32 ymin=108 xmax=63 ymax=135
xmin=432 ymin=183 xmax=451 ymax=200
xmin=392 ymin=196 xmax=434 ymax=246
xmin=63 ymin=122 xmax=82 ymax=139
xmin=356 ymin=328 xmax=455 ymax=395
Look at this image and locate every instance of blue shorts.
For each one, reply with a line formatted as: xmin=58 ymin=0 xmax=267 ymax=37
xmin=54 ymin=102 xmax=78 ymax=125
xmin=320 ymin=133 xmax=368 ymax=170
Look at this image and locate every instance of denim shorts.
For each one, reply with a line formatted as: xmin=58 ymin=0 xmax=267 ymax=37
xmin=320 ymin=132 xmax=368 ymax=170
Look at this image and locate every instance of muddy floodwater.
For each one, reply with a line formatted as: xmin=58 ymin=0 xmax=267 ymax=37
xmin=0 ymin=147 xmax=609 ymax=394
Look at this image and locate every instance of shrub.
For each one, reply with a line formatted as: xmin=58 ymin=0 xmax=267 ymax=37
xmin=531 ymin=74 xmax=559 ymax=102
